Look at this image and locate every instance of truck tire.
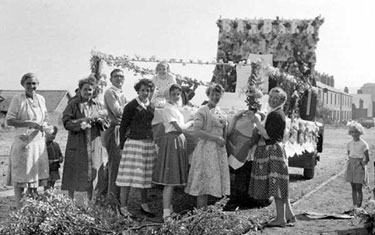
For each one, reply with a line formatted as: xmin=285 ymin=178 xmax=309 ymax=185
xmin=303 ymin=168 xmax=315 ymax=179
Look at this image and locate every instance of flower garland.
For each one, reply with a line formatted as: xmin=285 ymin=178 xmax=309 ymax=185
xmin=90 ymin=51 xmax=205 ymax=90
xmin=245 ymin=59 xmax=263 ymax=111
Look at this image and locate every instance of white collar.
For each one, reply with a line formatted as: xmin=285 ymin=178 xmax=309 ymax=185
xmin=136 ymin=96 xmax=150 ymax=109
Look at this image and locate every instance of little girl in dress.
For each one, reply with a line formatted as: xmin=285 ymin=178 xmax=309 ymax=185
xmin=151 ymin=62 xmax=176 ymax=108
xmin=346 ymin=121 xmax=369 ymax=209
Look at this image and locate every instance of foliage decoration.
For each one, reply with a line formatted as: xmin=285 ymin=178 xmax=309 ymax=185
xmin=245 ymin=59 xmax=264 ymax=111
xmin=159 ymin=198 xmax=263 ymax=235
xmin=0 ymin=191 xmax=265 ymax=235
xmin=213 ymin=16 xmax=324 ymax=116
xmin=90 ymin=51 xmax=206 ymax=91
xmin=0 ymin=189 xmax=138 ymax=235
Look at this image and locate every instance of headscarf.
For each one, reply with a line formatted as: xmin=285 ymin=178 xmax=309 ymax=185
xmin=163 ymin=83 xmax=181 ymax=103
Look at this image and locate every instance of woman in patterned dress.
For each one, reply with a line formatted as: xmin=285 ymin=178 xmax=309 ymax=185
xmin=61 ymin=77 xmax=108 ymax=201
xmin=116 ymin=78 xmax=157 ymax=217
xmin=6 ymin=73 xmax=50 ymax=209
xmin=185 ymin=83 xmax=230 ymax=209
xmin=248 ymin=87 xmax=296 ymax=228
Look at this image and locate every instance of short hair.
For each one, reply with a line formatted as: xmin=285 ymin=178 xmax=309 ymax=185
xmin=134 ymin=78 xmax=154 ymax=92
xmin=20 ymin=73 xmax=38 ymax=86
xmin=110 ymin=68 xmax=123 ymax=78
xmin=269 ymin=87 xmax=287 ymax=106
xmin=205 ymin=83 xmax=225 ymax=97
xmin=347 ymin=121 xmax=365 ymax=135
xmin=78 ymin=76 xmax=97 ymax=90
xmin=155 ymin=62 xmax=170 ymax=73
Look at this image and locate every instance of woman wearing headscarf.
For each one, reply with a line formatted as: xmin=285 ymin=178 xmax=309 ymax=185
xmin=6 ymin=73 xmax=50 ymax=209
xmin=152 ymin=83 xmax=193 ymax=219
xmin=248 ymin=87 xmax=296 ymax=228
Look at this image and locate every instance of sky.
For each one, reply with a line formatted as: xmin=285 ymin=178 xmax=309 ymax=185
xmin=1 ymin=0 xmax=374 ymax=97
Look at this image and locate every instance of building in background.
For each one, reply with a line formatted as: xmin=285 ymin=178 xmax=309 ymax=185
xmin=351 ymin=94 xmax=373 ymax=120
xmin=357 ymin=83 xmax=375 ymax=118
xmin=316 ymin=81 xmax=352 ymax=123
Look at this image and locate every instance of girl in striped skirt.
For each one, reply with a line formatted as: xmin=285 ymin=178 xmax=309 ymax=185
xmin=248 ymin=87 xmax=296 ymax=228
xmin=116 ymin=78 xmax=157 ymax=217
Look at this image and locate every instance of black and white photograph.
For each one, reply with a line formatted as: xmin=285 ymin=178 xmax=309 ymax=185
xmin=1 ymin=0 xmax=375 ymax=234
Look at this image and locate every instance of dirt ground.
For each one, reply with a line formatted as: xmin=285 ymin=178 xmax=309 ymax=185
xmin=1 ymin=126 xmax=375 ymax=234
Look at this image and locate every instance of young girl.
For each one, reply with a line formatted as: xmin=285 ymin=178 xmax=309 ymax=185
xmin=346 ymin=121 xmax=369 ymax=209
xmin=151 ymin=62 xmax=177 ymax=107
xmin=152 ymin=83 xmax=193 ymax=219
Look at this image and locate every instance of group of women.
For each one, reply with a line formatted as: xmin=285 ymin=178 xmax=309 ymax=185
xmin=6 ymin=69 xmax=296 ymax=227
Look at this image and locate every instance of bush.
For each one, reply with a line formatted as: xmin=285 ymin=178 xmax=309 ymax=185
xmin=159 ymin=198 xmax=262 ymax=235
xmin=0 ymin=189 xmax=135 ymax=235
xmin=0 ymin=191 xmax=263 ymax=235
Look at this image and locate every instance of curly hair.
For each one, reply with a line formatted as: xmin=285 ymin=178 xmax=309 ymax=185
xmin=78 ymin=76 xmax=97 ymax=90
xmin=347 ymin=121 xmax=365 ymax=135
xmin=269 ymin=87 xmax=287 ymax=106
xmin=134 ymin=78 xmax=155 ymax=92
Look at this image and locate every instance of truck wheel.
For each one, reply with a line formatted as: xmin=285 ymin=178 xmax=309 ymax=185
xmin=303 ymin=168 xmax=315 ymax=179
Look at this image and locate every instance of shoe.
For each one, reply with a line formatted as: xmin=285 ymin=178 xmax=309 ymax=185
xmin=120 ymin=207 xmax=136 ymax=219
xmin=140 ymin=207 xmax=156 ymax=218
xmin=287 ymin=215 xmax=297 ymax=223
xmin=148 ymin=216 xmax=164 ymax=223
xmin=265 ymin=220 xmax=286 ymax=228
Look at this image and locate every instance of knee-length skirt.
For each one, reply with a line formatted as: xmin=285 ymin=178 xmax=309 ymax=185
xmin=346 ymin=158 xmax=368 ymax=185
xmin=152 ymin=132 xmax=188 ymax=186
xmin=249 ymin=143 xmax=289 ymax=199
xmin=116 ymin=139 xmax=156 ymax=188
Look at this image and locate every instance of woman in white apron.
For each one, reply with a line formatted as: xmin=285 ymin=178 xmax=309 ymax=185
xmin=6 ymin=73 xmax=50 ymax=209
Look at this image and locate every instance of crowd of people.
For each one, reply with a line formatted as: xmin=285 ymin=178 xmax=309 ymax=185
xmin=5 ymin=62 xmax=370 ymax=227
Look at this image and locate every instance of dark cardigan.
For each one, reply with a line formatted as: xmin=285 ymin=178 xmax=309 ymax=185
xmin=119 ymin=98 xmax=155 ymax=149
xmin=264 ymin=108 xmax=286 ymax=145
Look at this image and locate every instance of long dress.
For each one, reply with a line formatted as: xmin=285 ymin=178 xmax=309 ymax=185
xmin=61 ymin=97 xmax=108 ymax=197
xmin=5 ymin=93 xmax=49 ymax=187
xmin=185 ymin=105 xmax=230 ymax=198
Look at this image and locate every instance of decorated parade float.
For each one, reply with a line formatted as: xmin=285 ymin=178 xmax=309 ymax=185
xmin=88 ymin=16 xmax=325 ymax=207
xmin=213 ymin=16 xmax=325 ymax=183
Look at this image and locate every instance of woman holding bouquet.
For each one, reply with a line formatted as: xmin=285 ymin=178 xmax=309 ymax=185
xmin=6 ymin=73 xmax=50 ymax=209
xmin=61 ymin=76 xmax=109 ymax=201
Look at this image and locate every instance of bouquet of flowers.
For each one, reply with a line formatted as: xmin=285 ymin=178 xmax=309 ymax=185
xmin=245 ymin=60 xmax=264 ymax=111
